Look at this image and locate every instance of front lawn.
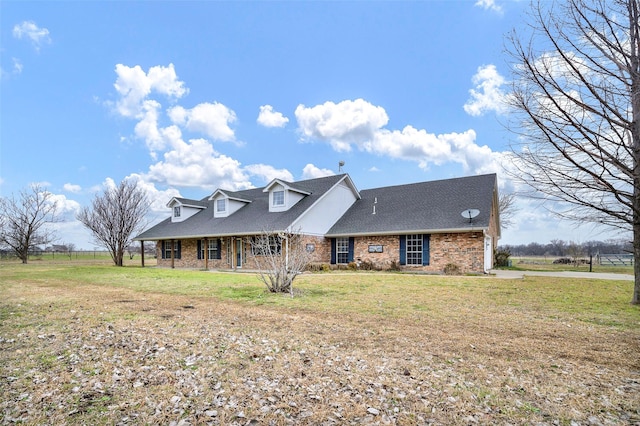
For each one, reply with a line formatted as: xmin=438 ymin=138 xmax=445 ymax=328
xmin=1 ymin=261 xmax=638 ymax=424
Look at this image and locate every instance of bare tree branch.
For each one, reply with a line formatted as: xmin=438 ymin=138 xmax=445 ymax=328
xmin=0 ymin=184 xmax=60 ymax=263
xmin=77 ymin=179 xmax=149 ymax=267
xmin=248 ymin=229 xmax=312 ymax=296
xmin=505 ymin=0 xmax=640 ymax=303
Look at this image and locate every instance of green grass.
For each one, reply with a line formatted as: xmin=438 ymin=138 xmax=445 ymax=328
xmin=509 ymin=256 xmax=634 ymax=274
xmin=1 ymin=261 xmax=638 ymax=330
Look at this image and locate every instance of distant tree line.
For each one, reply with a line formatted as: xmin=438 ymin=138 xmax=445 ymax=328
xmin=499 ymin=239 xmax=632 ymax=258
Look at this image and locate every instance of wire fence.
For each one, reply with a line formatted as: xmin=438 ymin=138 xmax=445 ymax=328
xmin=0 ymin=250 xmax=157 ymax=262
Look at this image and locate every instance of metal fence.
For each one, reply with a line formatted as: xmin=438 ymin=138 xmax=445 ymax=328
xmin=598 ymin=253 xmax=634 ymax=266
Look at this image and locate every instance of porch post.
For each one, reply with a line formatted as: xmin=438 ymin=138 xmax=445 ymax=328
xmin=204 ymin=237 xmax=209 ymax=270
xmin=141 ymin=240 xmax=145 ymax=267
xmin=171 ymin=239 xmax=175 ymax=269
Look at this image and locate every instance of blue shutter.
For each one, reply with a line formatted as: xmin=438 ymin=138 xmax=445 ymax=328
xmin=399 ymin=235 xmax=406 ymax=265
xmin=422 ymin=234 xmax=430 ymax=266
xmin=161 ymin=241 xmax=166 ymax=259
xmin=330 ymin=238 xmax=336 ymax=264
xmin=197 ymin=240 xmax=202 ymax=260
xmin=217 ymin=239 xmax=222 ymax=259
xmin=177 ymin=240 xmax=181 ymax=259
xmin=348 ymin=237 xmax=355 ymax=263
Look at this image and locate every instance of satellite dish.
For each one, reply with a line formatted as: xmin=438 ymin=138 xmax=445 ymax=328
xmin=461 ymin=209 xmax=480 ymax=223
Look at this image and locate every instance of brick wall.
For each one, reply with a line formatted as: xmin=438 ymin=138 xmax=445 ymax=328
xmin=156 ymin=231 xmax=486 ymax=274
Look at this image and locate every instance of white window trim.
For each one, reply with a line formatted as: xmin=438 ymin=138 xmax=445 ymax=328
xmin=216 ymin=198 xmax=226 ymax=213
xmin=273 ymin=190 xmax=285 ymax=207
xmin=406 ymin=234 xmax=423 ymax=265
xmin=336 ymin=237 xmax=349 ymax=264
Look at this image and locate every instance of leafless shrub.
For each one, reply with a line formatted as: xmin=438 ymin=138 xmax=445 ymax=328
xmin=248 ymin=229 xmax=312 ymax=295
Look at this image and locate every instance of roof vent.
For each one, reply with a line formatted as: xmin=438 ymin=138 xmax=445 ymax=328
xmin=372 ymin=205 xmax=376 ymax=215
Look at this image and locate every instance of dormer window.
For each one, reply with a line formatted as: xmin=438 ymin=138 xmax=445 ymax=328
xmin=173 ymin=206 xmax=181 ymax=218
xmin=273 ymin=190 xmax=285 ymax=206
xmin=216 ymin=198 xmax=226 ymax=212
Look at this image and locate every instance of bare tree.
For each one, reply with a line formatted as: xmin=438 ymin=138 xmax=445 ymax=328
xmin=505 ymin=0 xmax=640 ymax=304
xmin=65 ymin=243 xmax=76 ymax=260
xmin=566 ymin=241 xmax=586 ymax=267
xmin=498 ymin=193 xmax=519 ymax=229
xmin=0 ymin=184 xmax=60 ymax=264
xmin=248 ymin=230 xmax=312 ymax=296
xmin=77 ymin=179 xmax=149 ymax=267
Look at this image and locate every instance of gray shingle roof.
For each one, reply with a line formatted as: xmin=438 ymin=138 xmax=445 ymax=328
xmin=171 ymin=197 xmax=208 ymax=208
xmin=134 ymin=174 xmax=350 ymax=240
xmin=326 ymin=174 xmax=497 ymax=236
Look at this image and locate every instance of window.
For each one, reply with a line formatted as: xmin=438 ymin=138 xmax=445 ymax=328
xmin=163 ymin=241 xmax=180 ymax=259
xmin=273 ymin=190 xmax=285 ymax=206
xmin=251 ymin=235 xmax=282 ymax=256
xmin=173 ymin=206 xmax=181 ymax=218
xmin=406 ymin=234 xmax=422 ymax=265
xmin=207 ymin=239 xmax=218 ymax=260
xmin=336 ymin=237 xmax=349 ymax=264
xmin=216 ymin=198 xmax=226 ymax=212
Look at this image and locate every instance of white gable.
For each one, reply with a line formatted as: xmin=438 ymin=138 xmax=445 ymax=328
xmin=263 ymin=179 xmax=310 ymax=212
xmin=209 ymin=190 xmax=250 ymax=218
xmin=167 ymin=198 xmax=206 ymax=223
xmin=292 ymin=178 xmax=359 ymax=235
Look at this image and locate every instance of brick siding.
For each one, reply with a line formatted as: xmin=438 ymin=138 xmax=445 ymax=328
xmin=155 ymin=231 xmax=488 ymax=274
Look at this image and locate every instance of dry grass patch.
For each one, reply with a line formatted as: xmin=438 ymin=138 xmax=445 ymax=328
xmin=1 ymin=263 xmax=639 ymax=425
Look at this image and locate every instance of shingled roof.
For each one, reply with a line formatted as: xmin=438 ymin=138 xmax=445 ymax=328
xmin=326 ymin=173 xmax=498 ymax=237
xmin=134 ymin=174 xmax=351 ymax=241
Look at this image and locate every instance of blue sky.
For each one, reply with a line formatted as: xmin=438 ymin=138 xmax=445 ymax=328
xmin=0 ymin=0 xmax=624 ymax=249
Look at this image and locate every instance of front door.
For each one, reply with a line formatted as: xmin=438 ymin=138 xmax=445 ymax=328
xmin=236 ymin=238 xmax=242 ymax=268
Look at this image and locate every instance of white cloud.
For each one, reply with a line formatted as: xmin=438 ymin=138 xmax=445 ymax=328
xmin=12 ymin=58 xmax=23 ymax=74
xmin=301 ymin=164 xmax=336 ymax=179
xmin=257 ymin=105 xmax=289 ymax=128
xmin=63 ymin=183 xmax=82 ymax=193
xmin=464 ymin=64 xmax=508 ymax=116
xmin=169 ymin=103 xmax=237 ymax=142
xmin=113 ymin=63 xmax=188 ymax=118
xmin=474 ymin=0 xmax=503 ymax=14
xmin=296 ymin=98 xmax=502 ymax=175
xmin=110 ymin=63 xmax=250 ymax=192
xmin=122 ymin=173 xmax=182 ymax=214
xmin=46 ymin=192 xmax=81 ymax=222
xmin=145 ymin=138 xmax=252 ymax=191
xmin=12 ymin=21 xmax=51 ymax=51
xmin=295 ymin=99 xmax=389 ymax=152
xmin=244 ymin=164 xmax=294 ymax=183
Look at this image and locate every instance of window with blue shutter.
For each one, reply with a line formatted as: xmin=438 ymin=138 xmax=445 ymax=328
xmin=330 ymin=238 xmax=337 ymax=264
xmin=197 ymin=240 xmax=202 ymax=260
xmin=348 ymin=237 xmax=355 ymax=263
xmin=399 ymin=235 xmax=406 ymax=265
xmin=422 ymin=234 xmax=430 ymax=266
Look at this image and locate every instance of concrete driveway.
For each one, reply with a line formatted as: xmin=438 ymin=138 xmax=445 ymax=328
xmin=489 ymin=269 xmax=634 ymax=281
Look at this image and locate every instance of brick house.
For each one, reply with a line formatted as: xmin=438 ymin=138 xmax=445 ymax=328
xmin=134 ymin=173 xmax=501 ymax=274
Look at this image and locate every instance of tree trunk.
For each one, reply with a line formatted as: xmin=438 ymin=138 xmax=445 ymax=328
xmin=634 ymin=219 xmax=640 ymax=304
